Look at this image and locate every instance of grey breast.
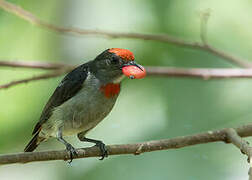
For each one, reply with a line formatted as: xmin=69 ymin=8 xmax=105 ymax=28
xmin=46 ymin=73 xmax=119 ymax=137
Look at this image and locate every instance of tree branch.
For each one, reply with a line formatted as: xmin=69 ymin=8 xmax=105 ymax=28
xmin=4 ymin=61 xmax=252 ymax=90
xmin=0 ymin=0 xmax=203 ymax=47
xmin=146 ymin=67 xmax=252 ymax=79
xmin=0 ymin=70 xmax=69 ymax=89
xmin=5 ymin=60 xmax=252 ymax=79
xmin=226 ymin=128 xmax=252 ymax=160
xmin=225 ymin=128 xmax=252 ymax=180
xmin=0 ymin=0 xmax=251 ymax=68
xmin=0 ymin=124 xmax=252 ymax=165
xmin=0 ymin=60 xmax=69 ymax=70
xmin=4 ymin=60 xmax=252 ymax=79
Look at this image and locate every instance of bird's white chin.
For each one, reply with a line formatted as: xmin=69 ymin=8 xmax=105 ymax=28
xmin=113 ymin=75 xmax=125 ymax=83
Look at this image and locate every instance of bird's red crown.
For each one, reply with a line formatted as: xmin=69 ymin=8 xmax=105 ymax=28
xmin=108 ymin=48 xmax=135 ymax=61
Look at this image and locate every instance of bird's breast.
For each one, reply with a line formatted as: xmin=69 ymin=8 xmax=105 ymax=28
xmin=48 ymin=73 xmax=121 ymax=136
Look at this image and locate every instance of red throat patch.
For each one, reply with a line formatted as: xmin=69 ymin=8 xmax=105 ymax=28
xmin=100 ymin=83 xmax=121 ymax=98
xmin=108 ymin=48 xmax=135 ymax=61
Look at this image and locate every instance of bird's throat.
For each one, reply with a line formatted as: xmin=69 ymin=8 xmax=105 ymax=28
xmin=100 ymin=83 xmax=121 ymax=98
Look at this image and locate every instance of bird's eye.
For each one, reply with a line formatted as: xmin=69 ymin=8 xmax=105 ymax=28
xmin=111 ymin=56 xmax=119 ymax=64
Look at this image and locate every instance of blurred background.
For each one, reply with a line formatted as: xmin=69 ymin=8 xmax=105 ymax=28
xmin=1 ymin=0 xmax=252 ymax=179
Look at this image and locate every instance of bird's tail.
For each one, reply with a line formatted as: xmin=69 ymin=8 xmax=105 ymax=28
xmin=24 ymin=131 xmax=45 ymax=152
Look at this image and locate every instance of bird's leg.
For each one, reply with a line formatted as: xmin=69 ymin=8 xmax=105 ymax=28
xmin=56 ymin=129 xmax=77 ymax=163
xmin=82 ymin=137 xmax=108 ymax=160
xmin=78 ymin=133 xmax=108 ymax=160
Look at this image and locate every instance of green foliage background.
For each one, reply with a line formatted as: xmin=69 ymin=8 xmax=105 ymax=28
xmin=1 ymin=0 xmax=252 ymax=179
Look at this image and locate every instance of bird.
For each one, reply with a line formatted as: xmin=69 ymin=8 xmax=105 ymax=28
xmin=24 ymin=48 xmax=146 ymax=161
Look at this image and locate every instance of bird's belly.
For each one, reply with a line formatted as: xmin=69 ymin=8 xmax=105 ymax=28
xmin=45 ymin=84 xmax=119 ymax=137
xmin=62 ymin=98 xmax=116 ymax=136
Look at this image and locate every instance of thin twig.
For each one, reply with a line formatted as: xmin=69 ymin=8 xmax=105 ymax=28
xmin=0 ymin=60 xmax=69 ymax=70
xmin=200 ymin=9 xmax=211 ymax=45
xmin=0 ymin=0 xmax=202 ymax=47
xmin=4 ymin=61 xmax=252 ymax=79
xmin=0 ymin=70 xmax=69 ymax=89
xmin=0 ymin=0 xmax=251 ymax=68
xmin=146 ymin=67 xmax=252 ymax=79
xmin=0 ymin=124 xmax=252 ymax=165
xmin=4 ymin=64 xmax=252 ymax=90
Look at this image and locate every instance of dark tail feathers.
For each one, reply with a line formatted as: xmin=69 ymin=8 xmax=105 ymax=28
xmin=24 ymin=131 xmax=45 ymax=152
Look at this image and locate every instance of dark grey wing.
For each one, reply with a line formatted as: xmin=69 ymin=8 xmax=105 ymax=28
xmin=32 ymin=63 xmax=89 ymax=135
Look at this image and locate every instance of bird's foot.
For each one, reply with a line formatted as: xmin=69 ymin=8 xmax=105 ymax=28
xmin=66 ymin=143 xmax=78 ymax=163
xmin=94 ymin=141 xmax=108 ymax=160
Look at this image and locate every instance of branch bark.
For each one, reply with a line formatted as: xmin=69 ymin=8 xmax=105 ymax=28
xmin=146 ymin=67 xmax=252 ymax=79
xmin=225 ymin=128 xmax=252 ymax=180
xmin=226 ymin=128 xmax=252 ymax=159
xmin=0 ymin=70 xmax=69 ymax=89
xmin=4 ymin=61 xmax=252 ymax=90
xmin=0 ymin=60 xmax=69 ymax=70
xmin=1 ymin=124 xmax=252 ymax=165
xmin=5 ymin=60 xmax=252 ymax=79
xmin=0 ymin=0 xmax=251 ymax=68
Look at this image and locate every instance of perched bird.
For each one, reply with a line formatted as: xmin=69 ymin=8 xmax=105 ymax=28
xmin=24 ymin=48 xmax=146 ymax=161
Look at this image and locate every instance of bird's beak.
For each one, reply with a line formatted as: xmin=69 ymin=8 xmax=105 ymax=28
xmin=122 ymin=61 xmax=146 ymax=79
xmin=126 ymin=61 xmax=144 ymax=71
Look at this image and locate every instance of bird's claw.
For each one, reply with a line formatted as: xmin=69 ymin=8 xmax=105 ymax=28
xmin=95 ymin=141 xmax=108 ymax=160
xmin=66 ymin=143 xmax=78 ymax=163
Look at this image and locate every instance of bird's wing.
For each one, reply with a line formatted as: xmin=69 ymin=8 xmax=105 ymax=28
xmin=32 ymin=63 xmax=89 ymax=135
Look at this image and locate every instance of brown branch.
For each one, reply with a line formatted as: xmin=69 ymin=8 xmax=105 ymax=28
xmin=146 ymin=67 xmax=252 ymax=79
xmin=0 ymin=0 xmax=251 ymax=68
xmin=4 ymin=61 xmax=252 ymax=79
xmin=0 ymin=0 xmax=202 ymax=47
xmin=0 ymin=60 xmax=69 ymax=70
xmin=4 ymin=61 xmax=252 ymax=90
xmin=226 ymin=128 xmax=252 ymax=159
xmin=0 ymin=70 xmax=69 ymax=89
xmin=225 ymin=128 xmax=252 ymax=180
xmin=0 ymin=124 xmax=252 ymax=165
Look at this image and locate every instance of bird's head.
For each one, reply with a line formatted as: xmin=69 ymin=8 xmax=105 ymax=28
xmin=90 ymin=48 xmax=146 ymax=83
